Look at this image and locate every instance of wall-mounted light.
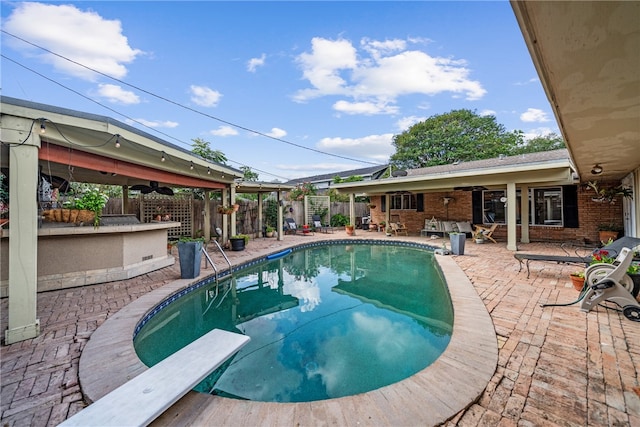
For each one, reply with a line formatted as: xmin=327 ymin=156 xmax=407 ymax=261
xmin=39 ymin=119 xmax=46 ymax=134
xmin=160 ymin=151 xmax=166 ymax=162
xmin=207 ymin=167 xmax=211 ymax=175
xmin=591 ymin=164 xmax=603 ymax=175
xmin=115 ymin=135 xmax=121 ymax=148
xmin=190 ymin=161 xmax=194 ymax=170
xmin=442 ymin=197 xmax=454 ymax=205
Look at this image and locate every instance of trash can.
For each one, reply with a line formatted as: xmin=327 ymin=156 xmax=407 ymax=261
xmin=450 ymin=233 xmax=466 ymax=255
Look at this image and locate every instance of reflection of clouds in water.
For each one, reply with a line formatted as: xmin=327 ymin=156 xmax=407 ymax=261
xmin=283 ymin=275 xmax=321 ymax=312
xmin=218 ymin=316 xmax=303 ymax=401
xmin=315 ymin=312 xmax=435 ymax=398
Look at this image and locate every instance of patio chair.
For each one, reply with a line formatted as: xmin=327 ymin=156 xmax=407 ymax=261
xmin=312 ymin=214 xmax=332 ymax=233
xmin=390 ymin=222 xmax=408 ymax=236
xmin=475 ymin=223 xmax=498 ymax=243
xmin=284 ymin=217 xmax=314 ymax=236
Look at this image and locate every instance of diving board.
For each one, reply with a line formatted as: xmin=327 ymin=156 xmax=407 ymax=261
xmin=60 ymin=329 xmax=250 ymax=427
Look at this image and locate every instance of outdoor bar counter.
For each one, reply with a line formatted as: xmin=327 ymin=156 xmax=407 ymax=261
xmin=0 ymin=220 xmax=180 ymax=297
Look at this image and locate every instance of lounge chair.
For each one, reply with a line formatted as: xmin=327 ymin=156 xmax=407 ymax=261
xmin=312 ymin=214 xmax=332 ymax=233
xmin=284 ymin=218 xmax=314 ymax=236
xmin=514 ymin=236 xmax=640 ymax=279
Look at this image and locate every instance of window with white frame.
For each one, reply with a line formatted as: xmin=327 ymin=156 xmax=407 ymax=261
xmin=391 ymin=194 xmax=416 ymax=210
xmin=482 ymin=187 xmax=563 ymax=226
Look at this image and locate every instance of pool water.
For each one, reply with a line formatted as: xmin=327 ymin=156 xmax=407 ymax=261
xmin=134 ymin=243 xmax=453 ymax=403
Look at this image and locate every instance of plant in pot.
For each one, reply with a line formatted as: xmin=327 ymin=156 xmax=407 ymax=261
xmin=230 ymin=234 xmax=249 ymax=251
xmin=597 ymin=222 xmax=620 ymax=243
xmin=345 ymin=224 xmax=355 ymax=236
xmin=385 ymin=226 xmax=392 ymax=236
xmin=177 ymin=236 xmax=205 ymax=279
xmin=265 ymin=225 xmax=275 ymax=237
xmin=474 ymin=230 xmax=485 ymax=244
xmin=72 ymin=187 xmax=109 ymax=227
xmin=570 ymin=271 xmax=586 ymax=291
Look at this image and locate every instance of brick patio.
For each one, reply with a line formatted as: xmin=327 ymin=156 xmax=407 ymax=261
xmin=2 ymin=232 xmax=639 ymax=426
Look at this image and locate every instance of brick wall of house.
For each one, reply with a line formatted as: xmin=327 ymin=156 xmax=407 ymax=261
xmin=368 ymin=182 xmax=625 ymax=244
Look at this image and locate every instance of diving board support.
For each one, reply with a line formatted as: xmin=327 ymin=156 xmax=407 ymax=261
xmin=59 ymin=329 xmax=250 ymax=427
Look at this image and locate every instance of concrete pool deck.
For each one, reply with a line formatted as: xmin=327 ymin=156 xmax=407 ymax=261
xmin=2 ymin=231 xmax=639 ymax=426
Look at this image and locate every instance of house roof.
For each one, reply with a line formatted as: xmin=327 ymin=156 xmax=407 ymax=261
xmin=285 ymin=164 xmax=389 ymax=186
xmin=331 ymin=149 xmax=576 ymax=195
xmin=1 ymin=96 xmax=243 ymax=189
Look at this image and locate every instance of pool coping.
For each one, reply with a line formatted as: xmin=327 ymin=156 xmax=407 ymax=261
xmin=78 ymin=240 xmax=498 ymax=426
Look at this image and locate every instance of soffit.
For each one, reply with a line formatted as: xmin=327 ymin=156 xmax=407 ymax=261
xmin=510 ymin=1 xmax=640 ymax=182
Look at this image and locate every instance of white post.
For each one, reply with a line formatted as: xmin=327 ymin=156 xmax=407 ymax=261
xmin=5 ymin=117 xmax=41 ymax=344
xmin=507 ymin=182 xmax=518 ymax=251
xmin=520 ymin=185 xmax=530 ymax=243
xmin=349 ymin=193 xmax=356 ymax=235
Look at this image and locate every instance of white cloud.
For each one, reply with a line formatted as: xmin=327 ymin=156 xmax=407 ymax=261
xmin=520 ymin=108 xmax=550 ymax=123
xmin=190 ymin=85 xmax=222 ymax=107
xmin=333 ymin=100 xmax=398 ymax=115
xmin=95 ymin=84 xmax=139 ymax=104
xmin=293 ymin=36 xmax=486 ymax=111
xmin=479 ymin=109 xmax=496 ymax=117
xmin=128 ymin=118 xmax=178 ymax=128
xmin=395 ymin=116 xmax=426 ymax=131
xmin=522 ymin=127 xmax=557 ymax=140
xmin=3 ymin=3 xmax=142 ymax=81
xmin=209 ymin=126 xmax=238 ymax=137
xmin=247 ymin=53 xmax=266 ymax=72
xmin=266 ymin=128 xmax=287 ymax=138
xmin=317 ymin=133 xmax=394 ymax=162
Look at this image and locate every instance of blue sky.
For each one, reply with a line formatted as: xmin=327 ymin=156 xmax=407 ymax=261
xmin=1 ymin=1 xmax=558 ymax=182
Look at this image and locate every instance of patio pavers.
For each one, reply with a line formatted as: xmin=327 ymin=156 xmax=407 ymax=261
xmin=1 ymin=233 xmax=639 ymax=426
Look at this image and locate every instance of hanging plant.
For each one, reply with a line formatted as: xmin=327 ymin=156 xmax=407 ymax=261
xmin=217 ymin=206 xmax=235 ymax=215
xmin=586 ymin=181 xmax=632 ymax=204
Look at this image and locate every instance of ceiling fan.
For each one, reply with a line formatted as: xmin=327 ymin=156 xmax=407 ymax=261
xmin=130 ymin=181 xmax=174 ymax=196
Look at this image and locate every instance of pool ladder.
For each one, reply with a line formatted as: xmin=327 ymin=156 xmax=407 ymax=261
xmin=202 ymin=240 xmax=234 ymax=315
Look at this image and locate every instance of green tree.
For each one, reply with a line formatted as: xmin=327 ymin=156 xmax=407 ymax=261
xmin=191 ymin=138 xmax=227 ymax=164
xmin=240 ymin=166 xmax=259 ymax=181
xmin=390 ymin=109 xmax=523 ymax=169
xmin=513 ymin=132 xmax=565 ymax=154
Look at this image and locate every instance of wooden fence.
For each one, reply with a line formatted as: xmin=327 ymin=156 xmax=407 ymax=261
xmin=104 ymin=198 xmax=369 ymax=238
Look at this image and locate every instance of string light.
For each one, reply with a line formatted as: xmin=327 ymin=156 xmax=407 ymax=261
xmin=161 ymin=151 xmax=166 ymax=162
xmin=190 ymin=161 xmax=194 ymax=170
xmin=39 ymin=119 xmax=46 ymax=134
xmin=207 ymin=167 xmax=211 ymax=175
xmin=115 ymin=135 xmax=121 ymax=148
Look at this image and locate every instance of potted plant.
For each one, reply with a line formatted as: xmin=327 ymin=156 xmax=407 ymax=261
xmin=449 ymin=232 xmax=466 ymax=255
xmin=597 ymin=222 xmax=620 ymax=242
xmin=474 ymin=230 xmax=485 ymax=244
xmin=72 ymin=187 xmax=109 ymax=227
xmin=345 ymin=224 xmax=355 ymax=236
xmin=385 ymin=226 xmax=392 ymax=236
xmin=230 ymin=234 xmax=249 ymax=251
xmin=570 ymin=271 xmax=585 ymax=291
xmin=265 ymin=225 xmax=275 ymax=237
xmin=176 ymin=236 xmax=205 ymax=279
xmin=217 ymin=206 xmax=235 ymax=215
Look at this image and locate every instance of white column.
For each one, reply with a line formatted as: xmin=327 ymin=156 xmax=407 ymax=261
xmin=506 ymin=182 xmax=518 ymax=251
xmin=277 ymin=191 xmax=284 ymax=241
xmin=257 ymin=193 xmax=264 ymax=237
xmin=221 ymin=187 xmax=229 ymax=243
xmin=230 ymin=186 xmax=237 ymax=236
xmin=5 ymin=118 xmax=41 ymax=344
xmin=349 ymin=193 xmax=356 ymax=235
xmin=520 ymin=184 xmax=530 ymax=243
xmin=203 ymin=190 xmax=211 ymax=242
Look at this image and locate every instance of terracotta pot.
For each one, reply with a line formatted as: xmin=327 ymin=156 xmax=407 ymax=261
xmin=345 ymin=225 xmax=355 ymax=236
xmin=598 ymin=230 xmax=619 ymax=242
xmin=570 ymin=275 xmax=585 ymax=291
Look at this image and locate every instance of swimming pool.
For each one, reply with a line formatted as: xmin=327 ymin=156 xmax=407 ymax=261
xmin=134 ymin=241 xmax=454 ymax=402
